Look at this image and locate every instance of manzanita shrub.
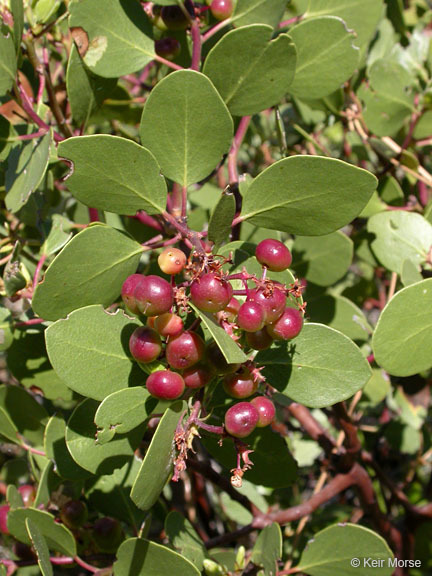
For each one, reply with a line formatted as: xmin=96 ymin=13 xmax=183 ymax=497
xmin=0 ymin=0 xmax=432 ymax=574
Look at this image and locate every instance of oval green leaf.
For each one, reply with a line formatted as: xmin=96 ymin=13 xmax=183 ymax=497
xmin=0 ymin=31 xmax=17 ymax=96
xmin=203 ymin=25 xmax=296 ymax=116
xmin=66 ymin=398 xmax=144 ymax=475
xmin=251 ymin=524 xmax=282 ymax=576
xmin=140 ymin=70 xmax=233 ymax=187
xmin=256 ymin=323 xmax=372 ymax=408
xmin=372 ymin=279 xmax=432 ymax=377
xmin=58 ymin=135 xmax=167 ymax=215
xmin=297 ymin=523 xmax=393 ymax=575
xmin=32 ymin=224 xmax=143 ymax=321
xmin=241 ymin=156 xmax=377 ymax=235
xmin=69 ymin=0 xmax=155 ymax=78
xmin=288 ymin=16 xmax=359 ymax=99
xmin=131 ymin=401 xmax=186 ymax=511
xmin=367 ymin=211 xmax=432 ymax=274
xmin=114 ymin=538 xmax=201 ymax=576
xmin=26 ymin=518 xmax=53 ymax=576
xmin=46 ymin=305 xmax=142 ymax=401
xmin=208 ymin=192 xmax=236 ymax=250
xmin=232 ymin=0 xmax=287 ymax=28
xmin=0 ymin=385 xmax=48 ymax=446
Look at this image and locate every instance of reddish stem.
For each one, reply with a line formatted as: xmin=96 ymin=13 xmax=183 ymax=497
xmin=17 ymin=84 xmax=63 ymax=143
xmin=228 ymin=115 xmax=251 ymax=184
xmin=32 ymin=253 xmax=46 ymax=290
xmin=154 ymin=54 xmax=183 ymax=71
xmin=14 ymin=318 xmax=46 ymax=327
xmin=16 ymin=129 xmax=49 ymax=141
xmin=134 ymin=211 xmax=164 ymax=231
xmin=190 ymin=19 xmax=202 ymax=71
xmin=278 ymin=15 xmax=304 ymax=28
xmin=202 ymin=18 xmax=232 ymax=42
xmin=88 ymin=208 xmax=99 ymax=222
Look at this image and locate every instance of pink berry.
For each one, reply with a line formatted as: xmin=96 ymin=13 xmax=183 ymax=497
xmin=183 ymin=365 xmax=213 ymax=389
xmin=129 ymin=326 xmax=162 ymax=364
xmin=251 ymin=397 xmax=276 ymax=427
xmin=223 ymin=368 xmax=258 ymax=399
xmin=154 ymin=312 xmax=184 ymax=337
xmin=134 ymin=275 xmax=173 ymax=316
xmin=210 ymin=0 xmax=233 ymax=20
xmin=166 ymin=331 xmax=205 ymax=370
xmin=93 ymin=517 xmax=124 ymax=553
xmin=18 ymin=484 xmax=36 ymax=507
xmin=0 ymin=505 xmax=9 ymax=534
xmin=245 ymin=328 xmax=273 ymax=351
xmin=154 ymin=37 xmax=181 ymax=61
xmin=158 ymin=247 xmax=186 ymax=275
xmin=250 ymin=284 xmax=286 ymax=324
xmin=121 ymin=274 xmax=143 ymax=314
xmin=190 ymin=273 xmax=233 ymax=313
xmin=237 ymin=301 xmax=265 ymax=332
xmin=256 ymin=239 xmax=292 ymax=272
xmin=267 ymin=307 xmax=303 ymax=340
xmin=224 ymin=402 xmax=259 ymax=438
xmin=146 ymin=370 xmax=185 ymax=399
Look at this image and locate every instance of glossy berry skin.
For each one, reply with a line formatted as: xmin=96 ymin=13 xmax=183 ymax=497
xmin=237 ymin=301 xmax=265 ymax=332
xmin=93 ymin=517 xmax=124 ymax=553
xmin=166 ymin=331 xmax=205 ymax=370
xmin=255 ymin=239 xmax=292 ymax=272
xmin=267 ymin=307 xmax=303 ymax=341
xmin=161 ymin=5 xmax=191 ymax=30
xmin=183 ymin=365 xmax=212 ymax=389
xmin=250 ymin=284 xmax=286 ymax=324
xmin=225 ymin=297 xmax=241 ymax=320
xmin=210 ymin=0 xmax=233 ymax=20
xmin=158 ymin=247 xmax=186 ymax=275
xmin=223 ymin=368 xmax=258 ymax=399
xmin=146 ymin=370 xmax=185 ymax=399
xmin=154 ymin=312 xmax=184 ymax=337
xmin=224 ymin=402 xmax=259 ymax=438
xmin=190 ymin=273 xmax=233 ymax=313
xmin=18 ymin=484 xmax=36 ymax=507
xmin=134 ymin=275 xmax=173 ymax=316
xmin=206 ymin=341 xmax=240 ymax=375
xmin=0 ymin=505 xmax=9 ymax=534
xmin=246 ymin=328 xmax=273 ymax=351
xmin=60 ymin=500 xmax=88 ymax=530
xmin=154 ymin=37 xmax=181 ymax=61
xmin=121 ymin=274 xmax=143 ymax=314
xmin=251 ymin=397 xmax=276 ymax=427
xmin=129 ymin=326 xmax=162 ymax=364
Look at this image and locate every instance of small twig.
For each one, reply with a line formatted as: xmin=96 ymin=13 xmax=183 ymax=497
xmin=190 ymin=19 xmax=202 ymax=71
xmin=202 ymin=18 xmax=232 ymax=43
xmin=387 ymin=272 xmax=398 ymax=302
xmin=32 ymin=253 xmax=46 ymax=290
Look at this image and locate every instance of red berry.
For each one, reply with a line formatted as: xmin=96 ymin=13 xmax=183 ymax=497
xmin=166 ymin=331 xmax=205 ymax=370
xmin=266 ymin=307 xmax=303 ymax=340
xmin=190 ymin=273 xmax=233 ymax=313
xmin=154 ymin=312 xmax=184 ymax=337
xmin=251 ymin=397 xmax=276 ymax=427
xmin=255 ymin=239 xmax=292 ymax=272
xmin=250 ymin=284 xmax=286 ymax=324
xmin=182 ymin=365 xmax=212 ymax=389
xmin=223 ymin=368 xmax=258 ymax=399
xmin=154 ymin=37 xmax=181 ymax=61
xmin=18 ymin=484 xmax=35 ymax=507
xmin=129 ymin=326 xmax=162 ymax=364
xmin=210 ymin=0 xmax=233 ymax=20
xmin=0 ymin=505 xmax=9 ymax=534
xmin=121 ymin=274 xmax=143 ymax=314
xmin=237 ymin=301 xmax=265 ymax=332
xmin=245 ymin=328 xmax=273 ymax=351
xmin=60 ymin=500 xmax=88 ymax=530
xmin=134 ymin=275 xmax=173 ymax=316
xmin=93 ymin=517 xmax=124 ymax=553
xmin=146 ymin=370 xmax=185 ymax=399
xmin=224 ymin=402 xmax=259 ymax=438
xmin=206 ymin=341 xmax=240 ymax=375
xmin=158 ymin=247 xmax=186 ymax=275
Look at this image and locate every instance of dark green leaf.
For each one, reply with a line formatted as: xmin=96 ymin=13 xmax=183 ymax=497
xmin=114 ymin=538 xmax=201 ymax=576
xmin=5 ymin=132 xmax=51 ymax=213
xmin=58 ymin=135 xmax=167 ymax=215
xmin=0 ymin=406 xmax=19 ymax=444
xmin=140 ymin=70 xmax=233 ymax=187
xmin=8 ymin=508 xmax=76 ymax=556
xmin=10 ymin=0 xmax=24 ymax=54
xmin=251 ymin=524 xmax=282 ymax=576
xmin=34 ymin=460 xmax=61 ymax=508
xmin=46 ymin=305 xmax=142 ymax=400
xmin=165 ymin=511 xmax=206 ymax=570
xmin=372 ymin=279 xmax=432 ymax=377
xmin=208 ymin=192 xmax=236 ymax=249
xmin=241 ymin=156 xmax=377 ymax=235
xmin=32 ymin=224 xmax=143 ymax=320
xmin=203 ymin=25 xmax=296 ymax=116
xmin=0 ymin=385 xmax=48 ymax=446
xmin=26 ymin=518 xmax=53 ymax=576
xmin=69 ymin=0 xmax=154 ymax=77
xmin=296 ymin=523 xmax=393 ymax=575
xmin=65 ymin=398 xmax=144 ymax=475
xmin=131 ymin=401 xmax=186 ymax=510
xmin=0 ymin=30 xmax=17 ymax=96
xmin=44 ymin=415 xmax=91 ymax=480
xmin=288 ymin=17 xmax=359 ymax=99
xmin=256 ymin=323 xmax=372 ymax=408
xmin=0 ymin=307 xmax=14 ymax=351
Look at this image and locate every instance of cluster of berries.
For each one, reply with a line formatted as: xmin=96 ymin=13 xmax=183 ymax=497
xmin=121 ymin=239 xmax=304 ymax=441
